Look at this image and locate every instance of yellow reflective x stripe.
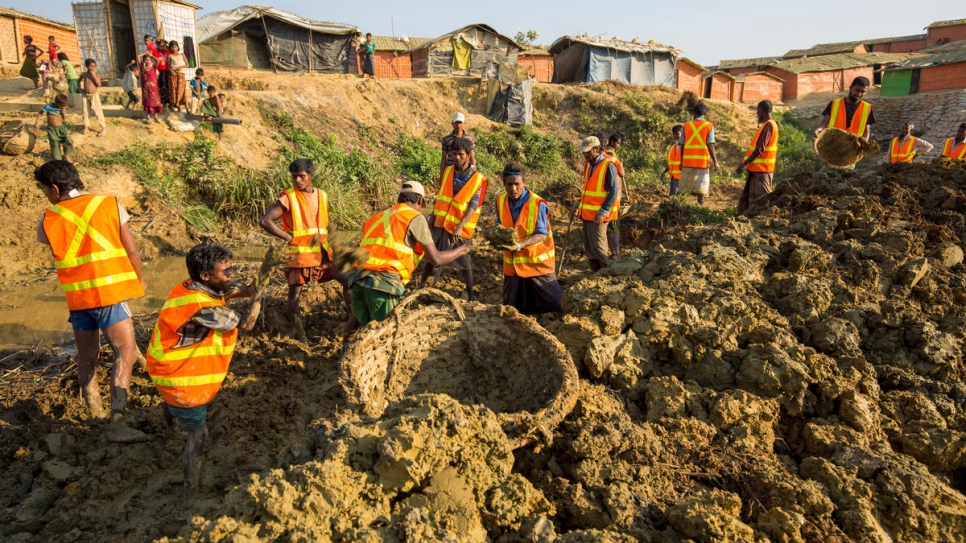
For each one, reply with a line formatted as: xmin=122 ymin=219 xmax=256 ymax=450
xmin=162 ymin=293 xmax=211 ymax=311
xmin=365 ymin=256 xmax=410 ymax=280
xmin=49 ymin=196 xmax=118 ymax=265
xmin=286 ymin=188 xmax=305 ymax=229
xmin=286 ymin=246 xmax=322 ymax=254
xmin=150 ymin=372 xmax=228 ymax=387
xmin=361 ymin=237 xmax=411 ymax=255
xmin=149 ymin=333 xmax=233 ymax=362
xmin=55 ymin=247 xmax=128 ymax=269
xmin=827 ymin=100 xmax=841 ymax=128
xmin=291 ymin=227 xmax=328 ymax=237
xmin=684 ymin=122 xmax=708 ymax=149
xmin=503 ymin=249 xmax=555 ymax=264
xmin=61 ymin=271 xmax=138 ymax=293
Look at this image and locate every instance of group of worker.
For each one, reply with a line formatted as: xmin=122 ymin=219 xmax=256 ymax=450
xmin=35 ymin=87 xmax=964 ymax=492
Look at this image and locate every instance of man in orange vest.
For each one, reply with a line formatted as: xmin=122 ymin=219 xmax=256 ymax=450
xmin=571 ymin=135 xmax=619 ymax=272
xmin=440 ymin=111 xmax=476 ymax=177
xmin=419 ymin=137 xmax=487 ymax=301
xmin=736 ymin=100 xmax=779 ymax=212
xmin=941 ymin=123 xmax=966 ymax=160
xmin=146 ymin=242 xmax=254 ymax=491
xmin=259 ymin=159 xmax=352 ymax=329
xmin=351 ymin=181 xmax=471 ymax=325
xmin=888 ymin=122 xmax=933 ymax=163
xmin=660 ymin=124 xmax=684 ymax=196
xmin=679 ymin=102 xmax=719 ymax=205
xmin=815 ymin=76 xmax=875 ymax=142
xmin=35 ymin=160 xmax=149 ymax=443
xmin=494 ymin=162 xmax=562 ymax=316
xmin=602 ymin=133 xmax=630 ymax=258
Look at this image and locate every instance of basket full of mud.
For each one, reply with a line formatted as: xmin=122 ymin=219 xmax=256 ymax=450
xmin=814 ymin=127 xmax=880 ymax=169
xmin=340 ymin=288 xmax=579 ymax=448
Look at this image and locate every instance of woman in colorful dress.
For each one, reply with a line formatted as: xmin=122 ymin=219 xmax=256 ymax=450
xmin=139 ymin=55 xmax=163 ymax=123
xmin=20 ymin=35 xmax=42 ymax=88
xmin=166 ymin=41 xmax=189 ymax=112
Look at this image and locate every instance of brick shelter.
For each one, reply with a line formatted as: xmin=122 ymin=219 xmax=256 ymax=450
xmin=735 ymin=72 xmax=784 ymax=103
xmin=702 ymin=70 xmax=735 ymax=101
xmin=0 ymin=7 xmax=79 ymax=66
xmin=762 ymin=53 xmax=909 ymax=100
xmin=674 ymin=57 xmax=705 ymax=96
xmin=518 ymin=47 xmax=553 ymax=83
xmin=356 ymin=36 xmax=428 ymax=78
xmin=785 ymin=41 xmax=868 ymax=60
xmin=865 ymin=34 xmax=928 ymax=54
xmin=926 ymin=19 xmax=966 ymax=47
xmin=718 ymin=56 xmax=780 ymax=76
xmin=883 ymin=42 xmax=966 ymax=96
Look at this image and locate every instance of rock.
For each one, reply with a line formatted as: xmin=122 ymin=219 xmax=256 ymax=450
xmin=644 ymin=376 xmax=688 ymax=422
xmin=666 ymin=488 xmax=756 ymax=542
xmin=44 ymin=433 xmax=73 ymax=458
xmin=898 ymin=258 xmax=930 ymax=287
xmin=43 ymin=459 xmax=74 ymax=482
xmin=754 ymin=508 xmax=805 ymax=543
xmin=599 ymin=306 xmax=625 ymax=336
xmin=935 ymin=243 xmax=964 ymax=268
xmin=584 ymin=335 xmax=623 ymax=378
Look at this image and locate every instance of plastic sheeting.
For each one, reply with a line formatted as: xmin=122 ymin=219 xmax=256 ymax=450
xmin=552 ymin=44 xmax=677 ymax=86
xmin=485 ymin=61 xmax=532 ymax=126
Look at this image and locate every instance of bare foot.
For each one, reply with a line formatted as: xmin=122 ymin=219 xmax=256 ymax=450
xmin=97 ymin=130 xmax=106 ymax=137
xmin=106 ymin=416 xmax=150 ymax=443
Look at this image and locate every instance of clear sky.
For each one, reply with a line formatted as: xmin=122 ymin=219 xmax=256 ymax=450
xmin=8 ymin=0 xmax=963 ymax=66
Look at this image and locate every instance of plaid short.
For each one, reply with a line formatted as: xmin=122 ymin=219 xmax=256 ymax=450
xmin=285 ymin=264 xmax=339 ymax=286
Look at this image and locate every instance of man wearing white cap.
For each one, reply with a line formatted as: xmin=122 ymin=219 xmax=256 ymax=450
xmin=440 ymin=112 xmax=476 ymax=176
xmin=571 ymin=135 xmax=619 ymax=272
xmin=349 ymin=180 xmax=470 ymax=325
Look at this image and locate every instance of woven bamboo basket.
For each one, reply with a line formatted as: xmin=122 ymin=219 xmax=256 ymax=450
xmin=340 ymin=288 xmax=579 ymax=449
xmin=1 ymin=125 xmax=35 ymax=156
xmin=814 ymin=127 xmax=880 ymax=169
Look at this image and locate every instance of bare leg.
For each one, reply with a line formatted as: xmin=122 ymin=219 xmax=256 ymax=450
xmin=74 ymin=328 xmax=107 ymax=420
xmin=287 ymin=284 xmax=303 ymax=321
xmin=462 ymin=268 xmax=475 ymax=302
xmin=183 ymin=425 xmax=208 ymax=493
xmin=697 ymin=194 xmax=705 ymax=205
xmin=103 ymin=319 xmax=149 ymax=443
xmin=419 ymin=260 xmax=434 ymax=288
xmin=336 ymin=271 xmax=359 ymax=334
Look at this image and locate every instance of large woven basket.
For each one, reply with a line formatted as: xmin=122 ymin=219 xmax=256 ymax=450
xmin=340 ymin=288 xmax=579 ymax=449
xmin=1 ymin=125 xmax=34 ymax=156
xmin=814 ymin=127 xmax=879 ymax=169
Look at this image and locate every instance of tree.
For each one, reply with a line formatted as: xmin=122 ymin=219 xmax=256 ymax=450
xmin=514 ymin=30 xmax=539 ymax=48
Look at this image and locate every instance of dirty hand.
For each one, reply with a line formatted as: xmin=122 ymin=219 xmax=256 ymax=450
xmin=594 ymin=214 xmax=604 ymax=227
xmin=812 ymin=127 xmax=824 ymax=140
xmin=453 ymin=225 xmax=465 ymax=239
xmin=620 ymin=205 xmax=631 ymax=215
xmin=234 ymin=282 xmax=257 ymax=298
xmin=570 ymin=203 xmax=578 ymax=219
xmin=462 ymin=240 xmax=475 ymax=253
xmin=735 ymin=163 xmax=745 ymax=175
xmin=498 ymin=242 xmax=523 ymax=252
xmin=712 ymin=161 xmax=720 ymax=173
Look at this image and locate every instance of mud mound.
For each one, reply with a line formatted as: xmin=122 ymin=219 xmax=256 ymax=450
xmin=340 ymin=291 xmax=579 ymax=448
xmin=169 ymin=394 xmax=553 ymax=542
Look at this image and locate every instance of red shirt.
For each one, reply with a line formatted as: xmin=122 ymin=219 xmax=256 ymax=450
xmin=48 ymin=42 xmax=58 ymax=61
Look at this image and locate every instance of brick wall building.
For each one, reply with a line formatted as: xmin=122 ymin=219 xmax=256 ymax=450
xmin=866 ymin=34 xmax=928 ymax=53
xmin=0 ymin=6 xmax=79 ymax=65
xmin=703 ymin=71 xmax=734 ymax=101
xmin=736 ymin=72 xmax=784 ymax=103
xmin=674 ymin=57 xmax=704 ymax=96
xmin=926 ymin=19 xmax=966 ymax=46
xmin=761 ymin=53 xmax=907 ymax=100
xmin=518 ymin=48 xmax=553 ymax=83
xmin=357 ymin=36 xmax=428 ymax=78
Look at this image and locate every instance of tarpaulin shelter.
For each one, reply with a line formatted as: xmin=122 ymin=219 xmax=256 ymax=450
xmin=73 ymin=0 xmax=200 ymax=79
xmin=548 ymin=36 xmax=681 ymax=86
xmin=407 ymin=23 xmax=523 ymax=78
xmin=197 ymin=6 xmax=357 ymax=73
xmin=484 ymin=61 xmax=532 ymax=126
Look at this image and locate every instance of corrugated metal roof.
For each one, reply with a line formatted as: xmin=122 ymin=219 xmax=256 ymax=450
xmin=676 ymin=57 xmax=707 ymax=72
xmin=702 ymin=70 xmax=735 ymax=80
xmin=864 ymin=33 xmax=927 ymax=45
xmin=520 ymin=47 xmax=551 ymax=56
xmin=369 ymin=36 xmax=429 ymax=51
xmin=886 ymin=41 xmax=966 ymax=70
xmin=198 ymin=5 xmax=357 ymax=43
xmin=769 ymin=52 xmax=910 ymax=74
xmin=548 ymin=35 xmax=681 ymax=56
xmin=718 ymin=56 xmax=780 ymax=70
xmin=406 ymin=23 xmax=523 ymax=53
xmin=926 ymin=19 xmax=966 ymax=29
xmin=0 ymin=5 xmax=74 ymax=31
xmin=785 ymin=41 xmax=866 ymax=58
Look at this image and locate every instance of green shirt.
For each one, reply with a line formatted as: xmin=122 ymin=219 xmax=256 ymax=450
xmin=364 ymin=41 xmax=376 ymax=54
xmin=61 ymin=60 xmax=77 ymax=80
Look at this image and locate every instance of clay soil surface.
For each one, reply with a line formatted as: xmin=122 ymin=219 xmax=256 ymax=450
xmin=9 ymin=71 xmax=963 ymax=542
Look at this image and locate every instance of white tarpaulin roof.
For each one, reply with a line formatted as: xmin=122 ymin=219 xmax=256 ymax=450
xmin=197 ymin=5 xmax=357 ymax=43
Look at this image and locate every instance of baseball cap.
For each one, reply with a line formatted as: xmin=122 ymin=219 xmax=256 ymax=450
xmin=580 ymin=136 xmax=600 ymax=152
xmin=452 ymin=112 xmax=466 ymax=123
xmin=400 ymin=180 xmax=425 ymax=198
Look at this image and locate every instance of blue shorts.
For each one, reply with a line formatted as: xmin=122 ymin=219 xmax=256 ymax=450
xmin=67 ymin=301 xmax=132 ymax=332
xmin=167 ymin=404 xmax=208 ymax=431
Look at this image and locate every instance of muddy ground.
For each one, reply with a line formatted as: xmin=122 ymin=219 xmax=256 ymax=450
xmin=9 ymin=71 xmax=962 ymax=542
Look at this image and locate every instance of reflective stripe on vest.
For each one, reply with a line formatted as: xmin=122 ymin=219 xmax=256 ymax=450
xmin=682 ymin=120 xmax=713 ymax=169
xmin=744 ymin=119 xmax=779 ymax=173
xmin=667 ymin=144 xmax=682 ymax=179
xmin=432 ymin=166 xmax=487 ymax=239
xmin=281 ymin=187 xmax=332 ymax=267
xmin=43 ymin=194 xmax=144 ymax=310
xmin=578 ymin=157 xmax=619 ymax=222
xmin=827 ymin=98 xmax=871 ymax=137
xmin=890 ymin=137 xmax=917 ymax=163
xmin=360 ymin=204 xmax=420 ymax=284
xmin=145 ymin=281 xmax=237 ymax=408
xmin=497 ymin=191 xmax=555 ymax=278
xmin=942 ymin=139 xmax=966 ymax=159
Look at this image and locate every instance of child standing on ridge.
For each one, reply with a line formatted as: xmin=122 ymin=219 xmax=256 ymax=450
xmin=79 ymin=59 xmax=106 ymax=137
xmin=34 ymin=93 xmax=73 ymax=161
xmin=200 ymin=87 xmax=224 ymax=141
xmin=188 ymin=68 xmax=207 ymax=115
xmin=122 ymin=61 xmax=140 ymax=110
xmin=47 ymin=35 xmax=60 ymax=63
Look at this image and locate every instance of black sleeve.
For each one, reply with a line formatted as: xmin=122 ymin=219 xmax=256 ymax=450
xmin=821 ymin=102 xmax=832 ymax=116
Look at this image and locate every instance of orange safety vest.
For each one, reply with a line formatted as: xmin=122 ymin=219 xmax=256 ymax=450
xmin=42 ymin=194 xmax=144 ymax=311
xmin=579 ymin=156 xmax=619 ymax=222
xmin=432 ymin=166 xmax=488 ymax=239
xmin=360 ymin=204 xmax=422 ymax=284
xmin=827 ymin=98 xmax=871 ymax=137
xmin=281 ymin=187 xmax=332 ymax=267
xmin=497 ymin=191 xmax=555 ymax=278
xmin=667 ymin=144 xmax=682 ymax=180
xmin=744 ymin=119 xmax=779 ymax=173
xmin=146 ymin=280 xmax=237 ymax=408
xmin=682 ymin=120 xmax=713 ymax=169
xmin=889 ymin=136 xmax=917 ymax=163
xmin=603 ymin=147 xmax=625 ymax=178
xmin=942 ymin=138 xmax=966 ymax=159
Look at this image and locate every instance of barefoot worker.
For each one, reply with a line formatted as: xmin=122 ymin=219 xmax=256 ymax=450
xmin=351 ymin=181 xmax=470 ymax=325
xmin=736 ymin=100 xmax=779 ymax=212
xmin=494 ymin=162 xmax=562 ymax=316
xmin=145 ymin=242 xmax=254 ymax=492
xmin=35 ymin=160 xmax=148 ymax=443
xmin=571 ymin=135 xmax=619 ymax=272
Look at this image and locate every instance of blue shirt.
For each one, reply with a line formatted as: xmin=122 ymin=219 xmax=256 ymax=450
xmin=452 ymin=167 xmax=481 ymax=210
xmin=42 ymin=103 xmax=64 ymax=117
xmin=496 ymin=189 xmax=549 ymax=236
xmin=189 ymin=79 xmax=207 ymax=98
